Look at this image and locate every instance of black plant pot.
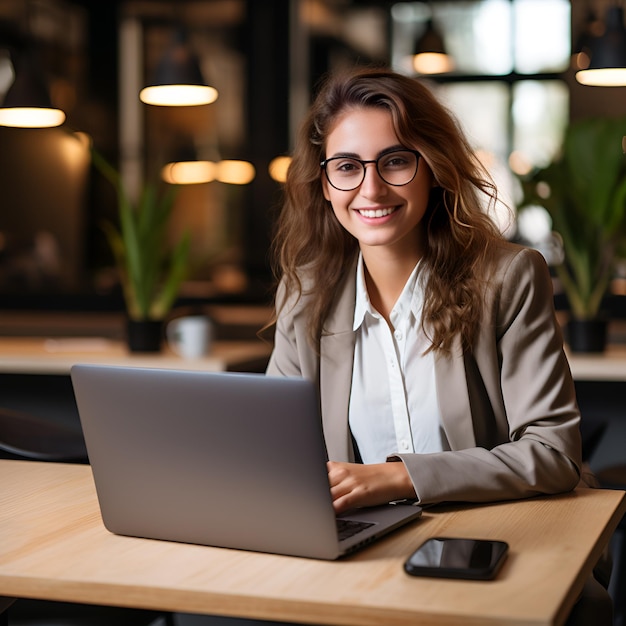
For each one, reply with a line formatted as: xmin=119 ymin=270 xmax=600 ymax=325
xmin=567 ymin=318 xmax=608 ymax=353
xmin=126 ymin=319 xmax=164 ymax=353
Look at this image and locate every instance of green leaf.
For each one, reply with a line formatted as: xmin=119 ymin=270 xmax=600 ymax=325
xmin=92 ymin=148 xmax=187 ymax=321
xmin=150 ymin=232 xmax=192 ymax=319
xmin=518 ymin=116 xmax=626 ymax=319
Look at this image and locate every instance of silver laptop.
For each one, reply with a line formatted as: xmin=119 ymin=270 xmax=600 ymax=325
xmin=70 ymin=364 xmax=422 ymax=560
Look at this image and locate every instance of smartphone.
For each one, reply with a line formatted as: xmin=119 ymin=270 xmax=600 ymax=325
xmin=403 ymin=537 xmax=509 ymax=580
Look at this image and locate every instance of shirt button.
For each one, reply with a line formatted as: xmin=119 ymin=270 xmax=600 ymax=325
xmin=395 ymin=331 xmax=403 ymax=341
xmin=400 ymin=440 xmax=410 ymax=451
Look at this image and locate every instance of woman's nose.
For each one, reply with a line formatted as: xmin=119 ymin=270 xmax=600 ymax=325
xmin=359 ymin=163 xmax=387 ymax=198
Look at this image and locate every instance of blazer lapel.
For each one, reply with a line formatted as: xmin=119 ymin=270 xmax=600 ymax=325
xmin=319 ymin=261 xmax=358 ymax=462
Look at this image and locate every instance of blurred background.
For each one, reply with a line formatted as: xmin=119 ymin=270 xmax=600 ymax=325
xmin=0 ymin=0 xmax=623 ymax=313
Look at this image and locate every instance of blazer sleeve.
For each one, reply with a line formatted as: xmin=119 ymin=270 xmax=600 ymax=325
xmin=392 ymin=247 xmax=583 ymax=505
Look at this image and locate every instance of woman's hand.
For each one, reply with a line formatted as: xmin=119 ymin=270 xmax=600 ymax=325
xmin=327 ymin=460 xmax=416 ymax=514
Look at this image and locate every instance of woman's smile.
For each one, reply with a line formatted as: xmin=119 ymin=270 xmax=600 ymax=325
xmin=355 ymin=205 xmax=399 ymax=219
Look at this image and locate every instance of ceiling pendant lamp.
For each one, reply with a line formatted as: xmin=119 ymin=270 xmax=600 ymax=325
xmin=0 ymin=49 xmax=65 ymax=128
xmin=412 ymin=16 xmax=454 ymax=75
xmin=140 ymin=29 xmax=218 ymax=106
xmin=576 ymin=5 xmax=626 ymax=87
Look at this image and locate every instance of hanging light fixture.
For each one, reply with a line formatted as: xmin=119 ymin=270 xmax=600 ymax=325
xmin=140 ymin=28 xmax=218 ymax=106
xmin=412 ymin=15 xmax=454 ymax=75
xmin=0 ymin=48 xmax=65 ymax=128
xmin=576 ymin=5 xmax=626 ymax=87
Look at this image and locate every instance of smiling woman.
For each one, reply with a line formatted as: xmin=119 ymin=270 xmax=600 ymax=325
xmin=268 ymin=65 xmax=584 ymax=510
xmin=265 ymin=66 xmax=610 ymax=623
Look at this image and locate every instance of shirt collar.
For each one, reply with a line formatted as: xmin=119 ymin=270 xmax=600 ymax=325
xmin=352 ymin=252 xmax=423 ymax=331
xmin=394 ymin=261 xmax=423 ymax=326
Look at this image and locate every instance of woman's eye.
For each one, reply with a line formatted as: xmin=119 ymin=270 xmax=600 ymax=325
xmin=383 ymin=156 xmax=408 ymax=168
xmin=335 ymin=160 xmax=359 ymax=173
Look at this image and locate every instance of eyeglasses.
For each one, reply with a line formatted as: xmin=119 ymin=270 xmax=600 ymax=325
xmin=320 ymin=149 xmax=421 ymax=191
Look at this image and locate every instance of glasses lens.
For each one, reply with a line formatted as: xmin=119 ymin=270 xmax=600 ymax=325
xmin=377 ymin=151 xmax=419 ymax=186
xmin=325 ymin=157 xmax=364 ymax=191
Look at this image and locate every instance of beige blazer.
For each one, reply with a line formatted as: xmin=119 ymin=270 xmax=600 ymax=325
xmin=267 ymin=242 xmax=582 ymax=505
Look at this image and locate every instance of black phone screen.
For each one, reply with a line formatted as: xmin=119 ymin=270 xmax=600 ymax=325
xmin=403 ymin=537 xmax=509 ymax=580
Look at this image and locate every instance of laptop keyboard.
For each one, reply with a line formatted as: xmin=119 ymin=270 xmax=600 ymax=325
xmin=336 ymin=518 xmax=375 ymax=541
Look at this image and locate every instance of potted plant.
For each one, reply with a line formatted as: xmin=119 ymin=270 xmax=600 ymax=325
xmin=518 ymin=116 xmax=626 ymax=352
xmin=93 ymin=151 xmax=191 ymax=352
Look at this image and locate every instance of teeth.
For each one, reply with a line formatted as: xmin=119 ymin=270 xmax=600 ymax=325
xmin=358 ymin=207 xmax=396 ymax=218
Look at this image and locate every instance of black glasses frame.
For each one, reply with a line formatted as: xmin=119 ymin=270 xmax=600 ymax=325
xmin=320 ymin=149 xmax=421 ymax=191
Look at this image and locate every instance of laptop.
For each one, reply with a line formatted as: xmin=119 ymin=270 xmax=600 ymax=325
xmin=70 ymin=364 xmax=422 ymax=560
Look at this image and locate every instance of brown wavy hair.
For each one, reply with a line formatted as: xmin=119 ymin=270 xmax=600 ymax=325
xmin=271 ymin=67 xmax=505 ymax=353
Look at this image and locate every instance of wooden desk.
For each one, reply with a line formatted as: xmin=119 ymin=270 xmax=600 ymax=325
xmin=1 ymin=461 xmax=624 ymax=626
xmin=0 ymin=337 xmax=272 ymax=374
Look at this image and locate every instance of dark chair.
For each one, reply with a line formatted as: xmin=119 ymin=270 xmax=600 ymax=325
xmin=0 ymin=407 xmax=88 ymax=463
xmin=0 ymin=407 xmax=175 ymax=626
xmin=4 ymin=601 xmax=177 ymax=626
xmin=0 ymin=598 xmax=14 ymax=626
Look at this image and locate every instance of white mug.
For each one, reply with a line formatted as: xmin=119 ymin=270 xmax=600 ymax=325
xmin=166 ymin=316 xmax=213 ymax=359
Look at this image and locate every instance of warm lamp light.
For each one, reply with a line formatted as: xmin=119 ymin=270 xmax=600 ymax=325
xmin=412 ymin=18 xmax=454 ymax=75
xmin=161 ymin=160 xmax=216 ymax=185
xmin=139 ymin=85 xmax=218 ymax=106
xmin=161 ymin=159 xmax=255 ymax=185
xmin=413 ymin=52 xmax=454 ymax=75
xmin=215 ymin=160 xmax=255 ymax=185
xmin=139 ymin=29 xmax=218 ymax=106
xmin=576 ymin=66 xmax=626 ymax=86
xmin=576 ymin=6 xmax=626 ymax=86
xmin=0 ymin=106 xmax=65 ymax=128
xmin=268 ymin=156 xmax=291 ymax=183
xmin=0 ymin=50 xmax=65 ymax=128
xmin=140 ymin=84 xmax=217 ymax=107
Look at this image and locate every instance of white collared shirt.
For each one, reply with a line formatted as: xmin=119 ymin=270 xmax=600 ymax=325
xmin=348 ymin=254 xmax=449 ymax=464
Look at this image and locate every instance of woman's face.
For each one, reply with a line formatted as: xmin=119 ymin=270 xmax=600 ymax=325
xmin=321 ymin=106 xmax=434 ymax=259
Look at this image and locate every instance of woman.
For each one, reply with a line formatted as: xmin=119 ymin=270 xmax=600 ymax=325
xmin=266 ymin=66 xmax=582 ymax=513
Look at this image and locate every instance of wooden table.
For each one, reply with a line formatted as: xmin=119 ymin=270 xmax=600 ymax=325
xmin=1 ymin=461 xmax=624 ymax=626
xmin=3 ymin=334 xmax=624 ymax=379
xmin=0 ymin=337 xmax=272 ymax=374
